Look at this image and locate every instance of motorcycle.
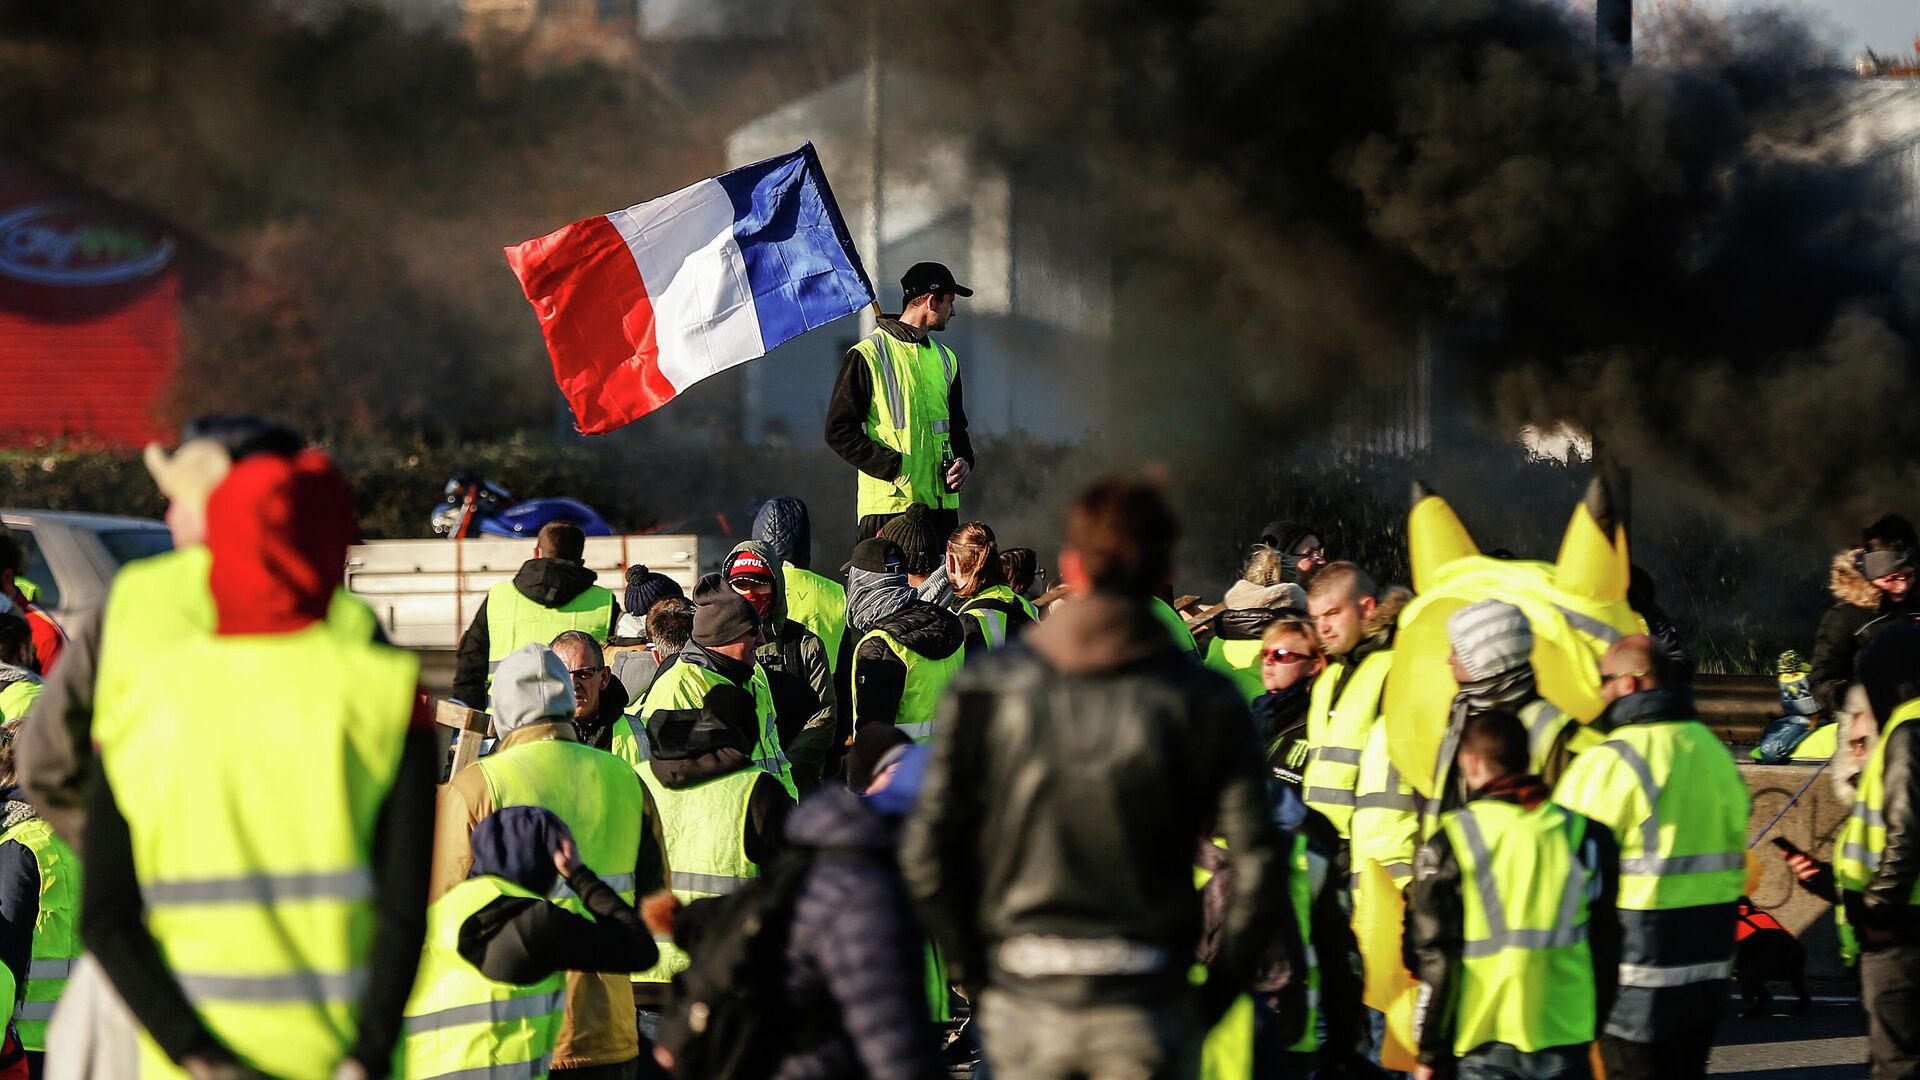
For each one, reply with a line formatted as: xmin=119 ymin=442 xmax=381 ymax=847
xmin=430 ymin=472 xmax=616 ymax=539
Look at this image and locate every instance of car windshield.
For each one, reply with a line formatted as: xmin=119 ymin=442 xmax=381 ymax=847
xmin=98 ymin=528 xmax=174 ymax=567
xmin=11 ymin=528 xmax=59 ymax=610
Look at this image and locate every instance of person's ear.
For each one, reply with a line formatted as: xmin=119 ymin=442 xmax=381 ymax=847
xmin=1358 ymin=594 xmax=1377 ymax=620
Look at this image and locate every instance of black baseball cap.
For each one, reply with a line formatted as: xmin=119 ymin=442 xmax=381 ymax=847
xmin=901 ymin=262 xmax=973 ymax=303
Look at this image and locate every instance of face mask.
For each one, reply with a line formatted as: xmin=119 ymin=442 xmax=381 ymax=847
xmin=741 ymin=589 xmax=775 ymax=619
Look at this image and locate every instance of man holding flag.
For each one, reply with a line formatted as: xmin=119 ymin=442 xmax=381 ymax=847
xmin=825 ymin=262 xmax=977 ymax=544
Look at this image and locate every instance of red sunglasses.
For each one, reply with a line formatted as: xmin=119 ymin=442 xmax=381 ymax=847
xmin=1263 ymin=648 xmax=1314 ymax=665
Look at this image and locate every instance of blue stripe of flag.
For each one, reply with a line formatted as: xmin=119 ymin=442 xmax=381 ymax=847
xmin=715 ymin=142 xmax=876 ymax=351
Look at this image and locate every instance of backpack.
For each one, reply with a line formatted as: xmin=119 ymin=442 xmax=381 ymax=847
xmin=657 ymin=844 xmax=875 ymax=1080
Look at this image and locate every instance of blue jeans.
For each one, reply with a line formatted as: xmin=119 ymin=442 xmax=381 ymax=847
xmin=1457 ymin=1043 xmax=1591 ymax=1080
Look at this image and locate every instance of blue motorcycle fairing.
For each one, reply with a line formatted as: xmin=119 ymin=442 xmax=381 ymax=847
xmin=475 ymin=497 xmax=616 ymax=537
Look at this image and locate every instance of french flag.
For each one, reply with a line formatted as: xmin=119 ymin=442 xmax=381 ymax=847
xmin=505 ymin=144 xmax=875 ymax=434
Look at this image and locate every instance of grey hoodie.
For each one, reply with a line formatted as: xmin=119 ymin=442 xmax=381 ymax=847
xmin=727 ymin=540 xmax=837 ymax=788
xmin=490 ymin=644 xmax=574 ymax=736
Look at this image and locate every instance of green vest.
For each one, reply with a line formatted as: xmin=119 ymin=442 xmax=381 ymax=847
xmin=402 ymin=876 xmax=567 ymax=1080
xmin=1440 ymin=800 xmax=1596 ymax=1055
xmin=631 ymin=764 xmax=761 ymax=984
xmin=475 ymin=737 xmax=645 ymax=913
xmin=1151 ymin=597 xmax=1200 ymax=660
xmin=1 ymin=816 xmax=81 ymax=1052
xmin=853 ymin=329 xmax=959 ymax=517
xmin=1837 ymin=699 xmax=1920 ymax=903
xmin=782 ymin=564 xmax=847 ymax=673
xmin=1302 ymin=650 xmax=1393 ymax=838
xmin=959 ymin=585 xmax=1038 ymax=651
xmin=0 ymin=677 xmax=40 ymax=723
xmin=1194 ymin=832 xmax=1320 ymax=1079
xmin=483 ymin=579 xmax=614 ymax=690
xmin=1352 ymin=720 xmax=1421 ymax=889
xmin=96 ymin=625 xmax=417 ymax=1079
xmin=1202 ymin=637 xmax=1267 ymax=703
xmin=851 ymin=628 xmax=965 ymax=742
xmin=634 ymin=659 xmax=796 ymax=797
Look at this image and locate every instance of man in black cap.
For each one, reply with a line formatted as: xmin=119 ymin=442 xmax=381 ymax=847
xmin=825 ymin=261 xmax=977 ymax=545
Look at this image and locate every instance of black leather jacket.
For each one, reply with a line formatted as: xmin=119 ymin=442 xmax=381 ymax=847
xmin=1854 ymin=719 xmax=1920 ymax=933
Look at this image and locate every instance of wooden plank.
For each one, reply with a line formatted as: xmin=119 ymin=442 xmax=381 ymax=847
xmin=435 ymin=699 xmax=492 ymax=780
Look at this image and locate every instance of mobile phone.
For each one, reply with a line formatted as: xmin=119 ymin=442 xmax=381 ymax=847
xmin=1771 ymin=837 xmax=1803 ymax=858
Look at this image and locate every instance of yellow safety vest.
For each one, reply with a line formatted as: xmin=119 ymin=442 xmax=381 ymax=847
xmin=1303 ymin=650 xmax=1394 ymax=837
xmin=483 ymin=579 xmax=614 ymax=691
xmin=1440 ymin=800 xmax=1596 ymax=1055
xmin=0 ymin=677 xmax=40 ymax=723
xmin=959 ymin=585 xmax=1039 ymax=652
xmin=1553 ymin=719 xmax=1748 ymax=995
xmin=0 ymin=816 xmax=81 ymax=1052
xmin=402 ymin=876 xmax=567 ymax=1080
xmin=96 ymin=624 xmax=417 ymax=1079
xmin=782 ymin=564 xmax=847 ymax=673
xmin=634 ymin=659 xmax=795 ymax=797
xmin=475 ymin=735 xmax=645 ymax=917
xmin=631 ymin=765 xmax=761 ymax=984
xmin=1836 ymin=698 xmax=1920 ymax=904
xmin=851 ymin=628 xmax=965 ymax=742
xmin=1352 ymin=721 xmax=1421 ymax=889
xmin=853 ymin=329 xmax=959 ymax=517
xmin=1202 ymin=637 xmax=1268 ymax=703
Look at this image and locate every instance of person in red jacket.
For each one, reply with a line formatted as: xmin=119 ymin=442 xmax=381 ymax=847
xmin=0 ymin=534 xmax=61 ymax=675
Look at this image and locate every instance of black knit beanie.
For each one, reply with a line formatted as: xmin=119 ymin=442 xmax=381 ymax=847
xmin=624 ymin=564 xmax=685 ymax=617
xmin=879 ymin=504 xmax=942 ymax=576
xmin=691 ymin=573 xmax=760 ymax=647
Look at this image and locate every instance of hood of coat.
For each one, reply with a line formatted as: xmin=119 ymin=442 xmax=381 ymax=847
xmin=491 ymin=643 xmax=575 ymax=734
xmin=752 ymin=497 xmax=813 ymax=572
xmin=727 ymin=540 xmax=789 ymax=625
xmin=1351 ymin=586 xmax=1409 ymax=657
xmin=1831 ymin=548 xmax=1884 ymax=610
xmin=1025 ymin=592 xmax=1183 ymax=676
xmin=647 ymin=746 xmax=758 ymax=789
xmin=847 ymin=565 xmax=917 ymax=632
xmin=866 ymin=599 xmax=966 ymax=661
xmin=786 ymin=785 xmax=897 ymax=852
xmin=0 ymin=786 xmax=35 ymax=833
xmin=513 ymin=557 xmax=602 ymax=609
xmin=1224 ymin=578 xmax=1306 ymax=614
xmin=0 ymin=664 xmax=37 ymax=690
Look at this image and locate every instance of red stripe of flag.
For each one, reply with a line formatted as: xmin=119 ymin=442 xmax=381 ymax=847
xmin=503 ymin=215 xmax=679 ymax=434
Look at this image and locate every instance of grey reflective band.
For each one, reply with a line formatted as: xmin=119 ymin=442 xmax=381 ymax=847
xmin=1617 ymin=959 xmax=1732 ymax=988
xmin=1618 ymin=851 xmax=1743 ymax=876
xmin=146 ymin=868 xmax=374 ymax=906
xmin=486 ymin=661 xmax=500 ymax=673
xmin=1355 ymin=792 xmax=1420 ymax=812
xmin=869 ymin=334 xmax=906 ymax=427
xmin=27 ymin=959 xmax=71 ymax=981
xmin=416 ymin=1055 xmax=554 ymax=1080
xmin=1844 ymin=842 xmax=1881 ymax=871
xmin=1455 ymin=809 xmax=1589 ymax=958
xmin=406 ymin=990 xmax=566 ymax=1034
xmin=550 ymin=872 xmax=639 ymax=902
xmin=1379 ymin=861 xmax=1413 ymax=881
xmin=1554 ymin=605 xmax=1624 ymax=644
xmin=940 ymin=344 xmax=956 ymax=384
xmin=177 ymin=968 xmax=367 ymax=1003
xmin=1852 ymin=803 xmax=1886 ymax=829
xmin=673 ymin=870 xmax=752 ymax=895
xmin=755 ymin=752 xmax=791 ymax=774
xmin=1304 ymin=787 xmax=1357 ymax=807
xmin=1602 ymin=741 xmax=1742 ymax=882
xmin=898 ymin=721 xmax=935 ymax=739
xmin=932 ymin=419 xmax=953 ymax=433
xmin=15 ymin=1001 xmax=54 ymax=1022
xmin=1313 ymin=747 xmax=1363 ymax=766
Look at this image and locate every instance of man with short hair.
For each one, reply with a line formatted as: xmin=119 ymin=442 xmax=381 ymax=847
xmin=453 ymin=521 xmax=619 ymax=710
xmin=903 ymin=476 xmax=1282 ymax=1080
xmin=610 ymin=597 xmax=694 ymax=711
xmin=1408 ymin=710 xmax=1620 ymax=1080
xmin=1302 ymin=562 xmax=1401 ymax=840
xmin=1553 ymin=636 xmax=1749 ymax=1078
xmin=826 ymin=262 xmax=977 ymax=544
xmin=550 ymin=630 xmax=626 ymax=753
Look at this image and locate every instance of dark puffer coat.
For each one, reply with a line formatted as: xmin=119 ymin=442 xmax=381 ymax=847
xmin=1811 ymin=549 xmax=1920 ymax=713
xmin=773 ymin=787 xmax=944 ymax=1080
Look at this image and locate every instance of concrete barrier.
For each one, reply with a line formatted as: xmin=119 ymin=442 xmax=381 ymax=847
xmin=1742 ymin=763 xmax=1852 ymax=978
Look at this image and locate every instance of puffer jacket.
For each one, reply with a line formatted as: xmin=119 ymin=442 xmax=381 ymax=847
xmin=773 ymin=788 xmax=944 ymax=1080
xmin=848 ymin=600 xmax=964 ymax=733
xmin=1811 ymin=550 xmax=1920 ymax=713
xmin=900 ymin=593 xmax=1282 ymax=1023
xmin=754 ymin=496 xmax=815 ymax=572
xmin=728 ymin=541 xmax=837 ymax=785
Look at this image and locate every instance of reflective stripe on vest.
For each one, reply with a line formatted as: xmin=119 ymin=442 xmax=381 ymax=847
xmin=855 ymin=331 xmax=959 ymax=516
xmin=1593 ymin=737 xmax=1744 ymax=884
xmin=1303 ymin=650 xmax=1393 ymax=837
xmin=961 ymin=586 xmax=1038 ymax=653
xmin=476 ymin=738 xmax=645 ymax=918
xmin=0 ymin=816 xmax=81 ymax=1052
xmin=1353 ymin=721 xmax=1420 ymax=888
xmin=96 ymin=624 xmax=416 ymax=1078
xmin=1442 ymin=801 xmax=1597 ymax=1055
xmin=637 ymin=658 xmax=796 ymax=797
xmin=1836 ymin=699 xmax=1920 ymax=902
xmin=483 ymin=579 xmax=614 ymax=686
xmin=403 ymin=876 xmax=567 ymax=1080
xmin=852 ymin=628 xmax=965 ymax=744
xmin=632 ymin=765 xmax=761 ymax=984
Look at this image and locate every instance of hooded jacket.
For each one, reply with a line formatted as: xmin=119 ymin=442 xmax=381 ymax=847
xmin=755 ymin=497 xmax=814 ymax=572
xmin=848 ymin=594 xmax=965 ymax=733
xmin=729 ymin=541 xmax=837 ymax=785
xmin=1811 ymin=548 xmax=1920 ymax=714
xmin=825 ymin=318 xmax=975 ymax=483
xmin=900 ymin=592 xmax=1282 ymax=1022
xmin=452 ymin=557 xmax=622 ymax=709
xmin=773 ymin=787 xmax=945 ymax=1080
xmin=1204 ymin=580 xmax=1308 ymax=701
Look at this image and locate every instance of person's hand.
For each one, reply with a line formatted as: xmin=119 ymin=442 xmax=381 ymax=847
xmin=1785 ymin=852 xmax=1822 ymax=882
xmin=946 ymin=457 xmax=972 ymax=491
xmin=330 ymin=1060 xmax=371 ymax=1080
xmin=552 ymin=836 xmax=582 ymax=878
xmin=1415 ymin=1066 xmax=1438 ymax=1080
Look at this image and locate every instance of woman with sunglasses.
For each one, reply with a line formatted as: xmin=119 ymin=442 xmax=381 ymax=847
xmin=1251 ymin=618 xmax=1327 ymax=790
